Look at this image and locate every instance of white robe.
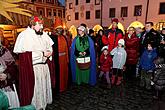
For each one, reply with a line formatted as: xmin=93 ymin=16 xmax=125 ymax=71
xmin=13 ymin=27 xmax=53 ymax=110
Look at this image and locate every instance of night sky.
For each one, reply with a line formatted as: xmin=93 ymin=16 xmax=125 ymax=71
xmin=58 ymin=0 xmax=65 ymax=6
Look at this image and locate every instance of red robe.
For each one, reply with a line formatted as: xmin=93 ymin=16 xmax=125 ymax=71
xmin=19 ymin=52 xmax=34 ymax=106
xmin=58 ymin=35 xmax=69 ymax=92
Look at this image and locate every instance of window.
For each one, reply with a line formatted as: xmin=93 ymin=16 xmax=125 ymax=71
xmin=86 ymin=0 xmax=90 ymax=3
xmin=121 ymin=7 xmax=128 ymax=17
xmin=39 ymin=10 xmax=43 ymax=16
xmin=159 ymin=2 xmax=165 ymax=14
xmin=46 ymin=0 xmax=51 ymax=3
xmin=75 ymin=0 xmax=78 ymax=5
xmin=86 ymin=11 xmax=90 ymax=19
xmin=109 ymin=8 xmax=115 ymax=18
xmin=95 ymin=0 xmax=100 ymax=5
xmin=134 ymin=5 xmax=142 ymax=16
xmin=58 ymin=10 xmax=62 ymax=18
xmin=48 ymin=12 xmax=51 ymax=16
xmin=63 ymin=9 xmax=65 ymax=18
xmin=75 ymin=12 xmax=79 ymax=20
xmin=67 ymin=15 xmax=71 ymax=21
xmin=54 ymin=12 xmax=56 ymax=16
xmin=95 ymin=10 xmax=100 ymax=19
xmin=69 ymin=3 xmax=73 ymax=9
xmin=37 ymin=0 xmax=42 ymax=2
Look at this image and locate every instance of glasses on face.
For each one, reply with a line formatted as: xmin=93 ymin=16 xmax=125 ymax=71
xmin=128 ymin=30 xmax=134 ymax=31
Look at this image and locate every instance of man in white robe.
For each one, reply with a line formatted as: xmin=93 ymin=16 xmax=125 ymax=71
xmin=13 ymin=16 xmax=53 ymax=110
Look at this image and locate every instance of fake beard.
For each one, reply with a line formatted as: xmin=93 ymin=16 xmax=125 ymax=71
xmin=35 ymin=29 xmax=43 ymax=35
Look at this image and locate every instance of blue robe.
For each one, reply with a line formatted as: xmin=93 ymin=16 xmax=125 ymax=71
xmin=70 ymin=36 xmax=96 ymax=86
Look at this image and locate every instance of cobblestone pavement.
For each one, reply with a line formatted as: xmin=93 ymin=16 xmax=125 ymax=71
xmin=46 ymin=79 xmax=165 ymax=110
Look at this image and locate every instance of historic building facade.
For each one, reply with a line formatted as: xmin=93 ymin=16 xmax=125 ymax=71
xmin=0 ymin=0 xmax=65 ymax=45
xmin=66 ymin=0 xmax=165 ymax=30
xmin=0 ymin=0 xmax=65 ymax=27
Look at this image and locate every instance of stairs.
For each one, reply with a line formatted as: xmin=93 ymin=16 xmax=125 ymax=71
xmin=0 ymin=25 xmax=18 ymax=46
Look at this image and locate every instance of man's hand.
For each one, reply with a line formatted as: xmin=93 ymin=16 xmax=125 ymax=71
xmin=0 ymin=73 xmax=7 ymax=81
xmin=82 ymin=52 xmax=86 ymax=56
xmin=123 ymin=66 xmax=126 ymax=71
xmin=44 ymin=50 xmax=52 ymax=57
xmin=79 ymin=52 xmax=83 ymax=56
xmin=79 ymin=52 xmax=86 ymax=56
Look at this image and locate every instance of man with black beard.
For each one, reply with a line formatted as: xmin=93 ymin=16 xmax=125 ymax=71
xmin=13 ymin=16 xmax=53 ymax=109
xmin=50 ymin=20 xmax=69 ymax=94
xmin=140 ymin=22 xmax=160 ymax=55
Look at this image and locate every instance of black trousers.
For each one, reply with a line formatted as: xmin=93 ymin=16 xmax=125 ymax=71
xmin=113 ymin=68 xmax=122 ymax=77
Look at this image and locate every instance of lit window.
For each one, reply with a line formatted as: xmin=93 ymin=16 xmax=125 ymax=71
xmin=134 ymin=5 xmax=142 ymax=16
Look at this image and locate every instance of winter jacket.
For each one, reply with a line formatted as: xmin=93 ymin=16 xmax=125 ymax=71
xmin=140 ymin=28 xmax=160 ymax=54
xmin=110 ymin=47 xmax=127 ymax=69
xmin=100 ymin=53 xmax=112 ymax=72
xmin=125 ymin=33 xmax=140 ymax=65
xmin=158 ymin=33 xmax=165 ymax=59
xmin=139 ymin=48 xmax=157 ymax=71
xmin=102 ymin=28 xmax=123 ymax=52
xmin=153 ymin=58 xmax=165 ymax=91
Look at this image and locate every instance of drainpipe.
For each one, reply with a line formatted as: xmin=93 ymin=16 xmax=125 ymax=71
xmin=145 ymin=0 xmax=149 ymax=23
xmin=100 ymin=0 xmax=103 ymax=26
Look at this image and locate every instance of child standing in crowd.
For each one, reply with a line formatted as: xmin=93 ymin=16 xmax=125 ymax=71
xmin=152 ymin=57 xmax=165 ymax=100
xmin=110 ymin=39 xmax=127 ymax=86
xmin=99 ymin=46 xmax=112 ymax=88
xmin=139 ymin=43 xmax=157 ymax=90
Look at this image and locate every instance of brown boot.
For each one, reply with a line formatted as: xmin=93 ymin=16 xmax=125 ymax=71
xmin=116 ymin=77 xmax=122 ymax=86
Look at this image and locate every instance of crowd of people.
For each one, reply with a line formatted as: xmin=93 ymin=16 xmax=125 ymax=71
xmin=0 ymin=16 xmax=165 ymax=110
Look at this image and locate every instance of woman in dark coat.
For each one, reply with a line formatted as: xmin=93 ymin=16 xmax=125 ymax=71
xmin=0 ymin=45 xmax=18 ymax=89
xmin=124 ymin=27 xmax=140 ymax=79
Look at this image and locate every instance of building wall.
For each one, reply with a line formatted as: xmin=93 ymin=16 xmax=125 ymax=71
xmin=66 ymin=0 xmax=101 ymax=28
xmin=66 ymin=0 xmax=165 ymax=29
xmin=147 ymin=0 xmax=165 ymax=22
xmin=102 ymin=0 xmax=147 ymax=28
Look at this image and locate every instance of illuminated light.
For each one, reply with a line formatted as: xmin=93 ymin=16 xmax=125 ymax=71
xmin=127 ymin=21 xmax=144 ymax=30
xmin=63 ymin=25 xmax=66 ymax=29
xmin=69 ymin=25 xmax=77 ymax=39
xmin=93 ymin=24 xmax=103 ymax=36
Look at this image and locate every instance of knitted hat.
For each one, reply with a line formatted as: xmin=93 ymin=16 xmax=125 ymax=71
xmin=118 ymin=39 xmax=125 ymax=46
xmin=101 ymin=46 xmax=108 ymax=51
xmin=112 ymin=18 xmax=119 ymax=23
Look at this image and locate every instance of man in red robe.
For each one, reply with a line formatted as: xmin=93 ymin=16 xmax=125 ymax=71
xmin=13 ymin=16 xmax=53 ymax=109
xmin=50 ymin=18 xmax=69 ymax=93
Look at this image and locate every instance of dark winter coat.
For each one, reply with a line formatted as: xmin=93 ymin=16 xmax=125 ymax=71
xmin=140 ymin=28 xmax=160 ymax=54
xmin=158 ymin=33 xmax=165 ymax=59
xmin=153 ymin=58 xmax=165 ymax=91
xmin=125 ymin=33 xmax=140 ymax=65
